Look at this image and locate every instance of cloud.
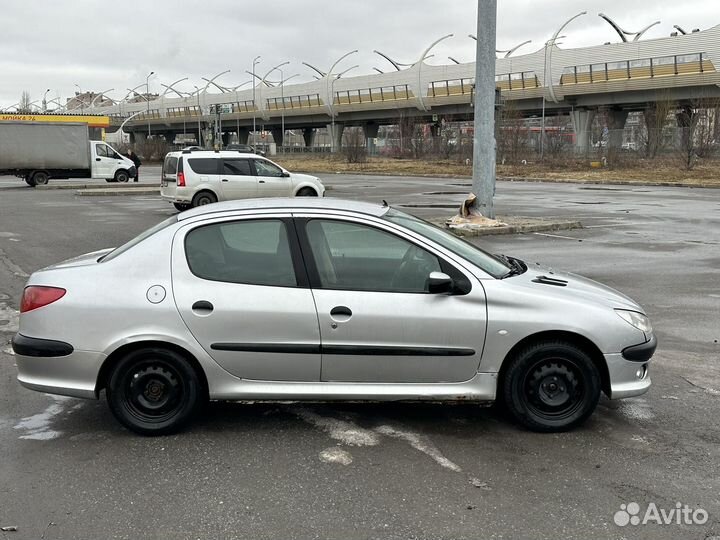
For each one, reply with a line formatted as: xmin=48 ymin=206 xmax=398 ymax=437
xmin=1 ymin=0 xmax=717 ymax=106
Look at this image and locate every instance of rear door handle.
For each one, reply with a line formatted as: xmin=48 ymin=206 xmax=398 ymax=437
xmin=222 ymin=178 xmax=228 ymax=182
xmin=258 ymin=180 xmax=266 ymax=183
xmin=192 ymin=300 xmax=214 ymax=313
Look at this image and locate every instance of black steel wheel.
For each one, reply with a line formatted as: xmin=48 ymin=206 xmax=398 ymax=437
xmin=115 ymin=170 xmax=130 ymax=183
xmin=501 ymin=340 xmax=601 ymax=432
xmin=296 ymin=187 xmax=317 ymax=197
xmin=107 ymin=347 xmax=202 ymax=436
xmin=32 ymin=171 xmax=49 ymax=186
xmin=191 ymin=191 xmax=217 ymax=207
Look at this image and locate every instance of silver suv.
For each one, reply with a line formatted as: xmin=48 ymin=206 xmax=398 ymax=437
xmin=160 ymin=150 xmax=325 ymax=211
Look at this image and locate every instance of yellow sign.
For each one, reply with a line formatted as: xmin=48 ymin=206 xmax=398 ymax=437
xmin=0 ymin=114 xmax=110 ymax=128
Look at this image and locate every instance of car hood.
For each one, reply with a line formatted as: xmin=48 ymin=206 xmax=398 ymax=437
xmin=510 ymin=264 xmax=644 ymax=312
xmin=292 ymin=173 xmax=320 ymax=183
xmin=43 ymin=248 xmax=114 ymax=270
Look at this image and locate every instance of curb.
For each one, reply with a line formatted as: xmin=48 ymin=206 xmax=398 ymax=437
xmin=434 ymin=219 xmax=583 ymax=237
xmin=38 ymin=183 xmax=161 ymax=191
xmin=76 ymin=188 xmax=160 ymax=197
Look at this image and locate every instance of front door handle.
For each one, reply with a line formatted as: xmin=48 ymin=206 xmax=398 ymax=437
xmin=330 ymin=306 xmax=352 ymax=322
xmin=192 ymin=300 xmax=214 ymax=314
xmin=222 ymin=178 xmax=228 ymax=182
xmin=258 ymin=180 xmax=266 ymax=183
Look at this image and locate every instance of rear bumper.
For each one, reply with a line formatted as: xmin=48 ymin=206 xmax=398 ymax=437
xmin=13 ymin=335 xmax=104 ymax=400
xmin=160 ymin=189 xmax=191 ymax=204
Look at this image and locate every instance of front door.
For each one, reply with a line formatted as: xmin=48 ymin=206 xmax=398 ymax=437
xmin=92 ymin=143 xmax=116 ymax=178
xmin=220 ymin=158 xmax=257 ymax=200
xmin=298 ymin=217 xmax=487 ymax=383
xmin=252 ymin=159 xmax=292 ymax=197
xmin=172 ymin=216 xmax=321 ymax=381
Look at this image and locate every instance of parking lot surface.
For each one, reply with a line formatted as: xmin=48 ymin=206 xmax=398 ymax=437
xmin=0 ymin=172 xmax=718 ymax=539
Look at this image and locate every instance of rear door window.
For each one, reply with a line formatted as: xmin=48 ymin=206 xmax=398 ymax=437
xmin=163 ymin=155 xmax=178 ymax=175
xmin=222 ymin=159 xmax=253 ymax=176
xmin=187 ymin=158 xmax=220 ymax=175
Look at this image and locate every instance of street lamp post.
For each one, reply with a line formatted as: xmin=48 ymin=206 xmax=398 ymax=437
xmin=252 ymin=56 xmax=261 ymax=148
xmin=146 ymin=71 xmax=155 ymax=139
xmin=329 ymin=65 xmax=358 ymax=153
xmin=74 ymin=83 xmax=84 ymax=114
xmin=541 ymin=36 xmax=565 ymax=161
xmin=42 ymin=89 xmax=51 ymax=113
xmin=193 ymin=86 xmax=203 ymax=146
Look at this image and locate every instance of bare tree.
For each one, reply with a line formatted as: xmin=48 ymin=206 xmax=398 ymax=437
xmin=496 ymin=99 xmax=528 ymax=164
xmin=342 ymin=127 xmax=367 ymax=164
xmin=640 ymin=94 xmax=674 ymax=159
xmin=18 ymin=91 xmax=33 ymax=113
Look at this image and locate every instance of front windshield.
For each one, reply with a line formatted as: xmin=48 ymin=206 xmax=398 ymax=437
xmin=383 ymin=209 xmax=511 ymax=278
xmin=100 ymin=215 xmax=178 ymax=262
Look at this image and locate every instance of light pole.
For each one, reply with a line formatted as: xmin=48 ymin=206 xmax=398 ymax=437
xmin=471 ymin=0 xmax=498 ymax=219
xmin=146 ymin=71 xmax=155 ymax=139
xmin=252 ymin=56 xmax=261 ymax=147
xmin=541 ymin=36 xmax=565 ymax=161
xmin=42 ymin=89 xmax=51 ymax=112
xmin=546 ymin=11 xmax=586 ymax=104
xmin=74 ymin=83 xmax=84 ymax=114
xmin=193 ymin=85 xmax=203 ymax=146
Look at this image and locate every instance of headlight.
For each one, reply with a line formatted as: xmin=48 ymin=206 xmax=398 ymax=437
xmin=615 ymin=309 xmax=652 ymax=333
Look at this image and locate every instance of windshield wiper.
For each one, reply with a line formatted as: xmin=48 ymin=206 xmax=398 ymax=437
xmin=497 ymin=254 xmax=527 ymax=279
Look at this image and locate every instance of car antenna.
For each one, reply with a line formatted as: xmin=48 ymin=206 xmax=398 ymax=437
xmin=382 ymin=200 xmax=389 ymax=207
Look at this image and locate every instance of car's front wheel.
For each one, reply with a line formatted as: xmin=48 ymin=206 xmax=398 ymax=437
xmin=501 ymin=340 xmax=601 ymax=432
xmin=296 ymin=187 xmax=318 ymax=197
xmin=106 ymin=347 xmax=202 ymax=436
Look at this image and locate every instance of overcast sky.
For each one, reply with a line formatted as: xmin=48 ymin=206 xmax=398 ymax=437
xmin=1 ymin=0 xmax=718 ymax=108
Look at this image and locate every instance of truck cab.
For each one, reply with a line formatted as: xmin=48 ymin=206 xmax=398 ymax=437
xmin=90 ymin=141 xmax=136 ymax=183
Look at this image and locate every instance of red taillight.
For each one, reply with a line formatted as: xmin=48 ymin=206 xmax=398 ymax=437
xmin=20 ymin=286 xmax=66 ymax=313
xmin=177 ymin=171 xmax=186 ymax=187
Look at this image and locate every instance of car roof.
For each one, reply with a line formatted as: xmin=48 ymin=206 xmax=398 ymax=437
xmin=178 ymin=198 xmax=388 ymax=221
xmin=166 ymin=150 xmax=259 ymax=157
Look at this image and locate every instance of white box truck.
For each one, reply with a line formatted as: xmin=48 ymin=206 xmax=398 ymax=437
xmin=0 ymin=121 xmax=136 ymax=186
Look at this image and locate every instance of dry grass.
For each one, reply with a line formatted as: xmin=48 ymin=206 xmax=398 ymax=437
xmin=273 ymin=154 xmax=720 ymax=186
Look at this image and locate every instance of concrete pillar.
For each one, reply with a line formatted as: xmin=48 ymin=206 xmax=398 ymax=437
xmin=607 ymin=109 xmax=629 ymax=151
xmin=270 ymin=127 xmax=284 ymax=148
xmin=327 ymin=123 xmax=344 ymax=153
xmin=363 ymin=123 xmax=379 ymax=155
xmin=302 ymin=127 xmax=316 ymax=147
xmin=133 ymin=132 xmax=147 ymax=144
xmin=236 ymin=127 xmax=250 ymax=145
xmin=221 ymin=132 xmax=230 ymax=147
xmin=571 ymin=109 xmax=596 ymax=153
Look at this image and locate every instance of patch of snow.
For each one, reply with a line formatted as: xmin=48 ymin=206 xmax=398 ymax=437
xmin=293 ymin=408 xmax=380 ymax=446
xmin=319 ymin=447 xmax=353 ymax=466
xmin=374 ymin=424 xmax=462 ymax=473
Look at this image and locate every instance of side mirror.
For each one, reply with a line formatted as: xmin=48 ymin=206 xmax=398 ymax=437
xmin=427 ymin=271 xmax=453 ymax=294
xmin=281 ymin=171 xmax=290 ymax=177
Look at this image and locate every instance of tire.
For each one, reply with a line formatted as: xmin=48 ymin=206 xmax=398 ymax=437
xmin=106 ymin=347 xmax=202 ymax=436
xmin=105 ymin=178 xmax=115 ymax=183
xmin=501 ymin=340 xmax=601 ymax=433
xmin=296 ymin=187 xmax=317 ymax=197
xmin=114 ymin=170 xmax=129 ymax=183
xmin=25 ymin=175 xmax=36 ymax=187
xmin=32 ymin=171 xmax=49 ymax=186
xmin=174 ymin=202 xmax=191 ymax=212
xmin=191 ymin=191 xmax=217 ymax=207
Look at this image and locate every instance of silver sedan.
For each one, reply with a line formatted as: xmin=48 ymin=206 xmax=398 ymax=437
xmin=12 ymin=198 xmax=655 ymax=435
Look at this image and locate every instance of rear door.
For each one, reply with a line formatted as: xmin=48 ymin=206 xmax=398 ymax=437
xmin=185 ymin=157 xmax=221 ymax=194
xmin=252 ymin=158 xmax=292 ymax=197
xmin=171 ymin=215 xmax=321 ymax=381
xmin=161 ymin=154 xmax=178 ymax=197
xmin=220 ymin=158 xmax=257 ymax=200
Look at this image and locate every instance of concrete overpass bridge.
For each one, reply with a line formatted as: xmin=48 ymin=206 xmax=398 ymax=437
xmin=94 ymin=23 xmax=720 ymax=152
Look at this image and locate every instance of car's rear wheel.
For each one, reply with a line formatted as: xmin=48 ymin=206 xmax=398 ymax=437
xmin=106 ymin=347 xmax=202 ymax=436
xmin=296 ymin=187 xmax=317 ymax=197
xmin=191 ymin=191 xmax=217 ymax=207
xmin=173 ymin=203 xmax=191 ymax=212
xmin=501 ymin=340 xmax=601 ymax=432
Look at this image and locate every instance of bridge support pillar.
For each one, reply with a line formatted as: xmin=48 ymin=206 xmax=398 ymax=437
xmin=303 ymin=128 xmax=316 ymax=147
xmin=570 ymin=109 xmax=596 ymax=153
xmin=363 ymin=122 xmax=379 ymax=155
xmin=607 ymin=109 xmax=629 ymax=151
xmin=132 ymin=132 xmax=147 ymax=145
xmin=270 ymin=127 xmax=284 ymax=148
xmin=222 ymin=132 xmax=231 ymax=147
xmin=327 ymin=123 xmax=344 ymax=153
xmin=236 ymin=127 xmax=250 ymax=145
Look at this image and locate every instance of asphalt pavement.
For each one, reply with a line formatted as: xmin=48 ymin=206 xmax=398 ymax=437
xmin=0 ymin=170 xmax=718 ymax=539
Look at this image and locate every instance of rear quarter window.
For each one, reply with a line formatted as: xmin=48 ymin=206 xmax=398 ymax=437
xmin=187 ymin=158 xmax=219 ymax=175
xmin=163 ymin=155 xmax=178 ymax=175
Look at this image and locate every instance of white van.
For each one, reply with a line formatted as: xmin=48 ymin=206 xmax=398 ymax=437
xmin=160 ymin=150 xmax=325 ymax=210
